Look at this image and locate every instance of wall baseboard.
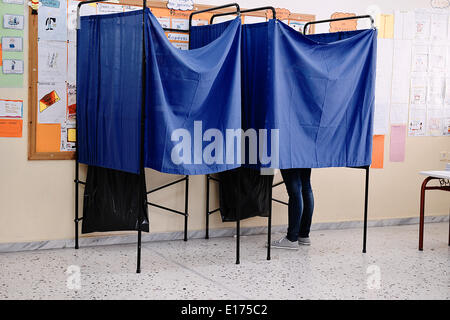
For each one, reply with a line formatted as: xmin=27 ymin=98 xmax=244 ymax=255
xmin=0 ymin=215 xmax=448 ymax=253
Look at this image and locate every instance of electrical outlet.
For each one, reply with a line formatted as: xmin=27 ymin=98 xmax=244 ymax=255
xmin=440 ymin=151 xmax=447 ymax=161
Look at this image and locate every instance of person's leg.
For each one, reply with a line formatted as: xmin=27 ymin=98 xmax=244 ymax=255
xmin=280 ymin=168 xmax=303 ymax=242
xmin=299 ymin=168 xmax=314 ymax=240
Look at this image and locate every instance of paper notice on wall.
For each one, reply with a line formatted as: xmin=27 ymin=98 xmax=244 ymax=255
xmin=167 ymin=33 xmax=189 ymax=42
xmin=390 ymin=124 xmax=406 ymax=162
xmin=191 ymin=19 xmax=209 ymax=26
xmin=172 ymin=42 xmax=189 ymax=50
xmin=288 ymin=20 xmax=306 ymax=32
xmin=427 ymin=76 xmax=445 ymax=105
xmin=67 ymin=42 xmax=76 ymax=84
xmin=60 ymin=123 xmax=76 ymax=151
xmin=66 ymin=83 xmax=76 ymax=124
xmin=123 ymin=5 xmax=141 ymax=12
xmin=390 ymin=103 xmax=409 ymax=124
xmin=156 ymin=17 xmax=171 ymax=28
xmin=38 ymin=40 xmax=67 ymax=84
xmin=414 ymin=11 xmax=431 ymax=40
xmin=38 ymin=0 xmax=68 ymax=41
xmin=412 ymin=45 xmax=428 ymax=72
xmin=443 ymin=107 xmax=450 ymax=136
xmin=172 ymin=19 xmax=189 ymax=30
xmin=430 ymin=13 xmax=448 ymax=40
xmin=37 ymin=83 xmax=67 ymax=124
xmin=391 ymin=40 xmax=412 ymax=104
xmin=445 ymin=78 xmax=450 ymax=104
xmin=408 ymin=106 xmax=427 ymax=136
xmin=373 ymin=102 xmax=389 ymax=135
xmin=374 ymin=41 xmax=392 ymax=135
xmin=97 ymin=3 xmax=123 ymax=15
xmin=394 ymin=10 xmax=415 ymax=40
xmin=410 ymin=77 xmax=427 ymax=105
xmin=67 ymin=0 xmax=96 ymax=42
xmin=0 ymin=99 xmax=22 ymax=118
xmin=426 ymin=107 xmax=444 ymax=136
xmin=429 ymin=45 xmax=446 ymax=73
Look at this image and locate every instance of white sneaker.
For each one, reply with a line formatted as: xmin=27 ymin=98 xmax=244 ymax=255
xmin=298 ymin=237 xmax=311 ymax=246
xmin=270 ymin=237 xmax=299 ymax=250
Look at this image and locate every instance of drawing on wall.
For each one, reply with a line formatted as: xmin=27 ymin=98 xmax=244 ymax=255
xmin=1 ymin=37 xmax=23 ymax=52
xmin=38 ymin=0 xmax=67 ymax=41
xmin=329 ymin=12 xmax=357 ymax=32
xmin=39 ymin=90 xmax=60 ymax=113
xmin=2 ymin=59 xmax=24 ymax=74
xmin=3 ymin=14 xmax=24 ymax=30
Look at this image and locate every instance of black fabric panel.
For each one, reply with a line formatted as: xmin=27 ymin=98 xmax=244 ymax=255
xmin=219 ymin=167 xmax=274 ymax=222
xmin=82 ymin=166 xmax=149 ymax=233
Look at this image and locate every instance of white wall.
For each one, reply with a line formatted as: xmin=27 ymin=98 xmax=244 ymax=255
xmin=0 ymin=0 xmax=449 ymax=244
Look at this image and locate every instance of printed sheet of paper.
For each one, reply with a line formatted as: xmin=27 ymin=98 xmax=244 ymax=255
xmin=37 ymin=82 xmax=67 ymax=124
xmin=445 ymin=78 xmax=450 ymax=104
xmin=38 ymin=40 xmax=67 ymax=83
xmin=429 ymin=45 xmax=446 ymax=73
xmin=66 ymin=82 xmax=76 ymax=124
xmin=97 ymin=3 xmax=123 ymax=15
xmin=67 ymin=42 xmax=76 ymax=84
xmin=410 ymin=77 xmax=427 ymax=105
xmin=391 ymin=40 xmax=412 ymax=104
xmin=61 ymin=123 xmax=76 ymax=151
xmin=412 ymin=45 xmax=429 ymax=72
xmin=427 ymin=76 xmax=445 ymax=105
xmin=426 ymin=107 xmax=444 ymax=136
xmin=38 ymin=0 xmax=68 ymax=41
xmin=414 ymin=11 xmax=431 ymax=40
xmin=390 ymin=103 xmax=409 ymax=124
xmin=430 ymin=13 xmax=448 ymax=40
xmin=394 ymin=10 xmax=415 ymax=40
xmin=0 ymin=99 xmax=22 ymax=118
xmin=443 ymin=107 xmax=450 ymax=136
xmin=408 ymin=106 xmax=427 ymax=136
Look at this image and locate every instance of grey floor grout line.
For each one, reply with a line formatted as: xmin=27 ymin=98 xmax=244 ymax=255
xmin=142 ymin=245 xmax=251 ymax=300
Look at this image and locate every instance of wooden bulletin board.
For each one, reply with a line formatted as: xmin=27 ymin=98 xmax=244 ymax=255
xmin=28 ymin=0 xmax=315 ymax=160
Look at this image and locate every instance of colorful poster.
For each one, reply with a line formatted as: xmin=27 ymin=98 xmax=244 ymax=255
xmin=408 ymin=106 xmax=427 ymax=136
xmin=38 ymin=0 xmax=67 ymax=41
xmin=38 ymin=40 xmax=67 ymax=83
xmin=0 ymin=99 xmax=22 ymax=118
xmin=37 ymin=83 xmax=67 ymax=124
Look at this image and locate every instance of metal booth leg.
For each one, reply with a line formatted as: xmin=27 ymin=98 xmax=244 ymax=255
xmin=267 ymin=191 xmax=272 ymax=260
xmin=184 ymin=175 xmax=189 ymax=241
xmin=362 ymin=166 xmax=369 ymax=253
xmin=205 ymin=174 xmax=210 ymax=239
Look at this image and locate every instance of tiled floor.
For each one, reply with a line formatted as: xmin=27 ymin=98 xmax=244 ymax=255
xmin=0 ymin=222 xmax=448 ymax=300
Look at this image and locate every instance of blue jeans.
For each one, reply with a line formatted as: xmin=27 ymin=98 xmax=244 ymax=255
xmin=280 ymin=168 xmax=314 ymax=242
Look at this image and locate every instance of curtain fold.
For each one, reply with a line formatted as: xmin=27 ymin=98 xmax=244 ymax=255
xmin=144 ymin=10 xmax=242 ymax=174
xmin=77 ymin=11 xmax=143 ymax=174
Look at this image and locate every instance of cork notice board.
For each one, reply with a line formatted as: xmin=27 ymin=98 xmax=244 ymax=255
xmin=28 ymin=1 xmax=315 ymax=160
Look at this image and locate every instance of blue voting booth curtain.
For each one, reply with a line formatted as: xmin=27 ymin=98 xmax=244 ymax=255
xmin=242 ymin=21 xmax=377 ymax=169
xmin=144 ymin=10 xmax=242 ymax=174
xmin=77 ymin=11 xmax=143 ymax=174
